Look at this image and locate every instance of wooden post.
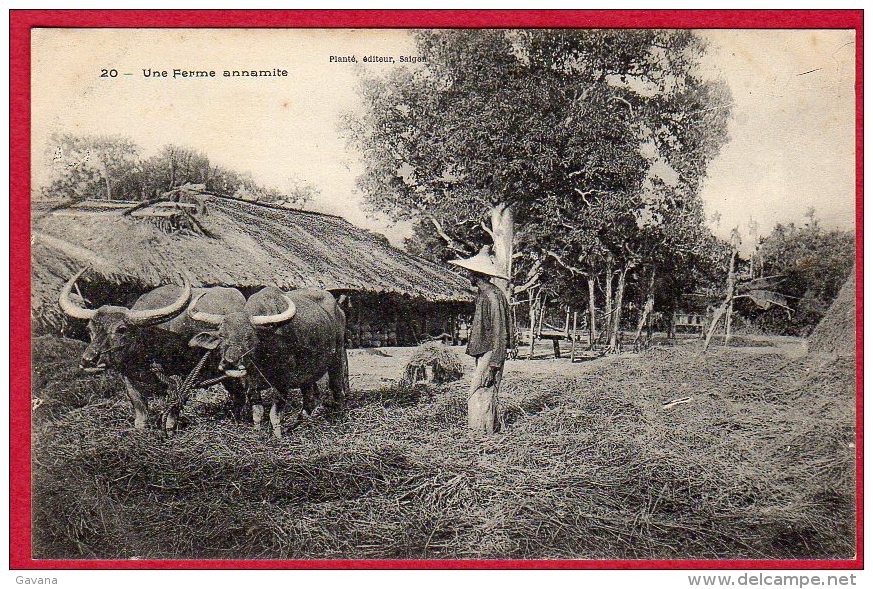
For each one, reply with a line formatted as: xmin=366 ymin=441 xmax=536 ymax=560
xmin=528 ymin=290 xmax=537 ymax=360
xmin=570 ymin=311 xmax=578 ymax=362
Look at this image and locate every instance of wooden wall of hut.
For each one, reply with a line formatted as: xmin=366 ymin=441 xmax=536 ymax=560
xmin=336 ymin=291 xmax=473 ymax=348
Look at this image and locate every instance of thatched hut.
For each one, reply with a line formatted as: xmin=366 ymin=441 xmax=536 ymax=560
xmin=31 ymin=192 xmax=473 ymax=347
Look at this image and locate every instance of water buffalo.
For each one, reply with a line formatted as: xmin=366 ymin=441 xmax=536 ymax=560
xmin=188 ymin=286 xmax=350 ymax=438
xmin=59 ymin=269 xmax=248 ymax=431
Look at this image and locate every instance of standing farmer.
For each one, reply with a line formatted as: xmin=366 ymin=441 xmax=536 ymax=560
xmin=450 ymin=246 xmax=511 ymax=435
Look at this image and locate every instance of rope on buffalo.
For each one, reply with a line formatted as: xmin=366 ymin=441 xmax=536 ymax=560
xmin=158 ymin=349 xmax=214 ymax=425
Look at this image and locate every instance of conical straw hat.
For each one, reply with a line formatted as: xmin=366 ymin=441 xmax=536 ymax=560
xmin=448 ymin=245 xmax=509 ymax=280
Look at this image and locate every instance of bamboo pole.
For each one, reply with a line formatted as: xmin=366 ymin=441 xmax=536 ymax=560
xmin=704 ymin=247 xmax=739 ymax=353
xmin=724 ymin=297 xmax=734 ymax=346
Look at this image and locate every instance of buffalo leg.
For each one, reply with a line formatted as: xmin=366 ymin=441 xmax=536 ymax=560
xmin=223 ymin=378 xmax=247 ymax=422
xmin=326 ymin=350 xmax=350 ymax=409
xmin=250 ymin=386 xmax=264 ymax=430
xmin=269 ymin=398 xmax=285 ymax=439
xmin=122 ymin=376 xmax=149 ymax=429
xmin=164 ymin=409 xmax=178 ymax=433
xmin=301 ymin=383 xmax=318 ymax=416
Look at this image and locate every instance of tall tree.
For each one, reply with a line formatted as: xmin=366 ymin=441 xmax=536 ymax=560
xmin=348 ymin=29 xmax=731 ymax=322
xmin=41 ymin=133 xmax=141 ymax=200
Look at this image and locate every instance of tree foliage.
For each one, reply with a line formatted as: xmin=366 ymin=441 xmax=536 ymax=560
xmin=42 ymin=133 xmax=141 ymax=200
xmin=348 ymin=29 xmax=733 ymax=344
xmin=749 ymin=214 xmax=855 ymax=334
xmin=38 ymin=133 xmax=318 ymax=207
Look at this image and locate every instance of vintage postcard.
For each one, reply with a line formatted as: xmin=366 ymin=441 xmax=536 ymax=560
xmin=11 ymin=10 xmax=862 ymax=572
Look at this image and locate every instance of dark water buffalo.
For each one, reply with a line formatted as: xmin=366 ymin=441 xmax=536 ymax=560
xmin=59 ymin=269 xmax=248 ymax=431
xmin=189 ymin=287 xmax=349 ymax=438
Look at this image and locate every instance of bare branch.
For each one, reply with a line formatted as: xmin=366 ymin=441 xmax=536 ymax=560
xmin=546 ymin=250 xmax=588 ymax=276
xmin=426 ymin=214 xmax=472 ymax=256
xmin=573 ymin=187 xmax=593 ymax=207
xmin=514 ymin=278 xmax=541 ymax=295
xmin=623 ymin=242 xmax=642 ymax=265
xmin=732 ymin=294 xmax=793 ymax=312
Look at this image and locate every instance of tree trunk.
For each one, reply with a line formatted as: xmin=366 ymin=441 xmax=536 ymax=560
xmin=586 ymin=276 xmax=597 ymax=349
xmin=609 ymin=266 xmax=628 ymax=352
xmin=666 ymin=296 xmax=676 ymax=339
xmin=604 ymin=261 xmax=614 ymax=344
xmin=634 ymin=267 xmax=656 ymax=344
xmin=489 ymin=202 xmax=514 ymax=296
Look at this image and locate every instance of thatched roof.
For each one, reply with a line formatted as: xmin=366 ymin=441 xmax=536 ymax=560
xmin=32 ymin=194 xmax=472 ymax=329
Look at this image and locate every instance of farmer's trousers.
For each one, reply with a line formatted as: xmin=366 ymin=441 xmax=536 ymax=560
xmin=467 ymin=350 xmax=504 ymax=435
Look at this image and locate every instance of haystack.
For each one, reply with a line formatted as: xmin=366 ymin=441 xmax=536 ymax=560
xmin=808 ymin=266 xmax=857 ymax=357
xmin=401 ymin=342 xmax=464 ymax=385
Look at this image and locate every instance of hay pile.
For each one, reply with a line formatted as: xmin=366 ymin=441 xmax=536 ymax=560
xmin=809 ymin=267 xmax=856 ymax=357
xmin=401 ymin=342 xmax=464 ymax=385
xmin=32 ymin=336 xmax=855 ymax=560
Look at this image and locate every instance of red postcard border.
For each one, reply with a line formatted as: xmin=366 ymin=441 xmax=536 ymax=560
xmin=8 ymin=9 xmax=865 ymax=571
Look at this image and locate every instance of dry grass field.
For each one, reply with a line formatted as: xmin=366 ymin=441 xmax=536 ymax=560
xmin=31 ymin=334 xmax=856 ymax=560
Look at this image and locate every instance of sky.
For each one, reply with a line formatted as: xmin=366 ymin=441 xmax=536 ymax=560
xmin=31 ymin=28 xmax=856 ymax=251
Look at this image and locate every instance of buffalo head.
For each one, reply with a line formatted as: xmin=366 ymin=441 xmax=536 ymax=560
xmin=188 ymin=292 xmax=296 ymax=377
xmin=59 ymin=269 xmax=192 ymax=373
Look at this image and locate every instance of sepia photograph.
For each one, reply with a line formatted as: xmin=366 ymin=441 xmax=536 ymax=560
xmin=16 ymin=12 xmax=860 ymax=567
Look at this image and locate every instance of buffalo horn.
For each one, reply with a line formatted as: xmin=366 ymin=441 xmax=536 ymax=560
xmin=58 ymin=268 xmax=98 ymax=321
xmin=189 ymin=293 xmax=225 ymax=326
xmin=125 ymin=281 xmax=192 ymax=326
xmin=249 ymin=294 xmax=297 ymax=326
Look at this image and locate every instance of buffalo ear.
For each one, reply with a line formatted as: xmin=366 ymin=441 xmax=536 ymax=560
xmin=189 ymin=331 xmax=220 ymax=350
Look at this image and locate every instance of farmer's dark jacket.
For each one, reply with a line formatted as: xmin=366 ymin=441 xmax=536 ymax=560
xmin=466 ymin=281 xmax=511 ymax=369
